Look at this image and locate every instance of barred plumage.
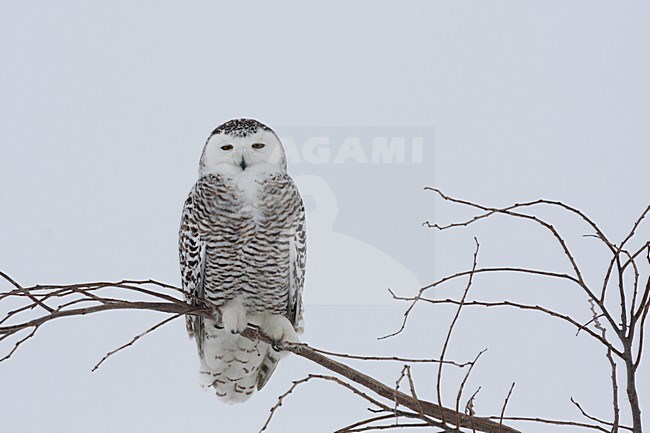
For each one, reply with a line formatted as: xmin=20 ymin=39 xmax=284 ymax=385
xmin=179 ymin=119 xmax=306 ymax=403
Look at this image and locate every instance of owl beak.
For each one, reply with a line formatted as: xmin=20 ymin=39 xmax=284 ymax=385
xmin=239 ymin=156 xmax=248 ymax=171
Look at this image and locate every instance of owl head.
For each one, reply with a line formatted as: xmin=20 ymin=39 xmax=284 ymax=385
xmin=199 ymin=118 xmax=287 ymax=177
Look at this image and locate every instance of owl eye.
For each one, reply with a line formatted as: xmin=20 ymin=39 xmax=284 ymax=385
xmin=252 ymin=143 xmax=265 ymax=149
xmin=221 ymin=144 xmax=234 ymax=151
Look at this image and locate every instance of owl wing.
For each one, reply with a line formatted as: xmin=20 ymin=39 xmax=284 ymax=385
xmin=287 ymin=178 xmax=307 ymax=332
xmin=179 ymin=185 xmax=207 ymax=354
xmin=257 ymin=175 xmax=307 ymax=391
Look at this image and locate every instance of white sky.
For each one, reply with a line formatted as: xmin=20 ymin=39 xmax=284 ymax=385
xmin=0 ymin=1 xmax=648 ymax=432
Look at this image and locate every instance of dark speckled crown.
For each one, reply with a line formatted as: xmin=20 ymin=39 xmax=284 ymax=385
xmin=209 ymin=118 xmax=273 ymax=139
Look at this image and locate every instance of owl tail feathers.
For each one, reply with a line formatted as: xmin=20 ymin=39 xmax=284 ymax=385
xmin=198 ymin=370 xmax=257 ymax=404
xmin=185 ymin=316 xmax=196 ymax=338
xmin=256 ymin=350 xmax=280 ymax=390
xmin=197 ymin=358 xmax=257 ymax=403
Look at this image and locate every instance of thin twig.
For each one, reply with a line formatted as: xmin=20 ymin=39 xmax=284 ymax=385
xmin=466 ymin=387 xmax=481 ymax=433
xmin=380 ymin=266 xmax=582 ymax=341
xmin=343 ymin=421 xmax=432 ymax=432
xmin=260 ymin=374 xmax=392 ymax=433
xmin=297 ymin=344 xmax=471 ymax=367
xmin=389 ymin=295 xmax=623 ymax=358
xmin=456 ymin=349 xmax=487 ymax=428
xmin=0 ymin=271 xmax=55 ymax=313
xmin=499 ymin=383 xmax=516 ymax=433
xmin=92 ymin=313 xmax=183 ymax=372
xmin=437 ymin=238 xmax=480 ymax=426
xmin=404 ymin=366 xmax=426 ymax=421
xmin=590 ymin=299 xmax=620 ymax=432
xmin=394 ymin=366 xmax=408 ymax=423
xmin=488 ymin=416 xmax=610 ymax=432
xmin=335 ymin=414 xmax=397 ymax=433
xmin=570 ymin=397 xmax=633 ymax=432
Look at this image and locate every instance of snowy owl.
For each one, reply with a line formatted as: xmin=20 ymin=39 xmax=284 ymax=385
xmin=179 ymin=118 xmax=306 ymax=402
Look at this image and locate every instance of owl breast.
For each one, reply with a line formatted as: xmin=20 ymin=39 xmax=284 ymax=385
xmin=196 ymin=173 xmax=293 ymax=316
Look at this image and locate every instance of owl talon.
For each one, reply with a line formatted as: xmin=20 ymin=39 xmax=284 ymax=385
xmin=221 ymin=300 xmax=248 ymax=334
xmin=261 ymin=314 xmax=299 ymax=350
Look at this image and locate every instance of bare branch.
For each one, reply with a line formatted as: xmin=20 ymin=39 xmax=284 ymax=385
xmin=576 ymin=314 xmax=605 ymax=337
xmin=623 ymin=250 xmax=641 ymax=320
xmin=394 ymin=366 xmax=408 ymax=423
xmin=423 ymin=188 xmax=621 ymax=335
xmin=335 ymin=414 xmax=396 ymax=433
xmin=260 ymin=374 xmax=393 ymax=433
xmin=635 ymin=277 xmax=650 ymax=369
xmin=3 ymin=191 xmax=646 ymax=433
xmin=488 ymin=416 xmax=610 ymax=432
xmin=615 ymin=254 xmax=629 ymax=336
xmin=342 ymin=421 xmax=433 ymax=432
xmin=590 ymin=299 xmax=621 ymax=431
xmin=389 ymin=295 xmax=624 ymax=358
xmin=0 ymin=275 xmax=522 ymax=433
xmin=418 ymin=191 xmax=648 ymax=433
xmin=498 ymin=383 xmax=516 ymax=433
xmin=299 ymin=344 xmax=471 ymax=367
xmin=456 ymin=350 xmax=487 ymax=428
xmin=92 ymin=313 xmax=183 ymax=372
xmin=404 ymin=366 xmax=426 ymax=421
xmin=381 ymin=266 xmax=582 ymax=341
xmin=570 ymin=397 xmax=633 ymax=432
xmin=466 ymin=387 xmax=481 ymax=433
xmin=437 ymin=238 xmax=480 ymax=426
xmin=423 ymin=189 xmax=587 ymax=282
xmin=466 ymin=387 xmax=481 ymax=417
xmin=423 ymin=197 xmax=616 ymax=253
xmin=621 ymin=242 xmax=650 ymax=272
xmin=619 ymin=206 xmax=650 ymax=253
xmin=259 ymin=333 xmax=523 ymax=433
xmin=0 ymin=326 xmax=38 ymax=363
xmin=0 ymin=271 xmax=55 ymax=314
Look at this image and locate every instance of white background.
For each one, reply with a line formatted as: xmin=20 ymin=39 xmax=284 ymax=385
xmin=1 ymin=2 xmax=648 ymax=432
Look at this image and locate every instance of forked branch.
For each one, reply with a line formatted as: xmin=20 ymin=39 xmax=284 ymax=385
xmin=0 ymin=274 xmax=520 ymax=433
xmin=411 ymin=190 xmax=648 ymax=433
